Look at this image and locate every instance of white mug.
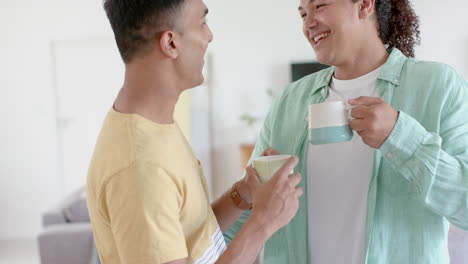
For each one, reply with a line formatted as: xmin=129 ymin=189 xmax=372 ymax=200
xmin=308 ymin=101 xmax=353 ymax=145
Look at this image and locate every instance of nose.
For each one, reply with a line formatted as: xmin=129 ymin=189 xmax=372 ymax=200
xmin=303 ymin=13 xmax=318 ymax=30
xmin=207 ymin=25 xmax=214 ymax=43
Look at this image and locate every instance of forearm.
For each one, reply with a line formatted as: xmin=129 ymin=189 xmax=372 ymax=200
xmin=216 ymin=213 xmax=270 ymax=264
xmin=380 ymin=111 xmax=468 ymax=227
xmin=421 ymin=151 xmax=468 ymax=228
xmin=211 ymin=186 xmax=246 ymax=233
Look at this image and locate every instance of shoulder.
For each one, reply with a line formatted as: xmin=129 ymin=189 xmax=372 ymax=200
xmin=100 ymin=161 xmax=184 ymax=203
xmin=399 ymin=58 xmax=466 ymax=102
xmin=109 ymin=161 xmax=177 ymax=186
xmin=403 ymin=58 xmax=464 ymax=85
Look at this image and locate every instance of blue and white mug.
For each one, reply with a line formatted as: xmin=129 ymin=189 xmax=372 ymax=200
xmin=308 ymin=101 xmax=353 ymax=145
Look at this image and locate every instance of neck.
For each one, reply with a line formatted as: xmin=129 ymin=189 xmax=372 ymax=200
xmin=114 ymin=59 xmax=181 ymax=124
xmin=334 ymin=41 xmax=389 ymax=80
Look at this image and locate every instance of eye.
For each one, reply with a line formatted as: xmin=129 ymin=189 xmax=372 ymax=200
xmin=300 ymin=12 xmax=307 ymax=19
xmin=316 ymin=4 xmax=327 ymax=9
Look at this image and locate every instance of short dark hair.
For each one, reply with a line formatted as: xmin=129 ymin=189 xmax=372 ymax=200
xmin=353 ymin=0 xmax=420 ymax=58
xmin=103 ymin=0 xmax=186 ymax=63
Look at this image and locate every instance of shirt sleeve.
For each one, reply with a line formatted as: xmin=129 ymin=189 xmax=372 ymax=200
xmin=379 ymin=74 xmax=468 ymax=230
xmin=102 ymin=161 xmax=188 ymax=263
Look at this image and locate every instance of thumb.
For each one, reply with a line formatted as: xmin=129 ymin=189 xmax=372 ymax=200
xmin=246 ymin=166 xmax=261 ymax=189
xmin=262 ymin=147 xmax=280 ymax=156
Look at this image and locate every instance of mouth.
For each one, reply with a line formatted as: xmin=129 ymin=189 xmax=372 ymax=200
xmin=310 ymin=31 xmax=331 ymax=47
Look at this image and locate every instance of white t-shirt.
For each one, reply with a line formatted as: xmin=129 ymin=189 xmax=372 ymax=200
xmin=307 ymin=66 xmax=382 ymax=264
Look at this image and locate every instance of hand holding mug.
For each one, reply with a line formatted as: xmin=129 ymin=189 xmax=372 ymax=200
xmin=236 ymin=147 xmax=281 ymax=204
xmin=348 ymin=96 xmax=399 ymax=149
xmin=246 ymin=156 xmax=303 ymax=235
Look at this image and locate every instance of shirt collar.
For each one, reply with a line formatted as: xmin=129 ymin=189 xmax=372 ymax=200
xmin=378 ymin=48 xmax=407 ymax=86
xmin=308 ymin=48 xmax=407 ymax=96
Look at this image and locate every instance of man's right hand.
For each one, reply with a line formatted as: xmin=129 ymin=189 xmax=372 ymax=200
xmin=245 ymin=156 xmax=303 ymax=236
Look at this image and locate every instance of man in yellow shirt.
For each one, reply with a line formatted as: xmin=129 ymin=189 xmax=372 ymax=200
xmin=86 ymin=0 xmax=303 ymax=263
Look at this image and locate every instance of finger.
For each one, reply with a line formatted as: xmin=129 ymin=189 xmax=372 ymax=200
xmin=295 ymin=187 xmax=304 ymax=197
xmin=262 ymin=147 xmax=280 ymax=156
xmin=349 ymin=118 xmax=367 ymax=132
xmin=273 ymin=156 xmax=299 ymax=180
xmin=348 ymin=96 xmax=385 ymax=106
xmin=246 ymin=166 xmax=261 ymax=188
xmin=288 ymin=173 xmax=302 ymax=187
xmin=350 ymin=105 xmax=370 ymax=119
xmin=356 ymin=130 xmax=371 ymax=140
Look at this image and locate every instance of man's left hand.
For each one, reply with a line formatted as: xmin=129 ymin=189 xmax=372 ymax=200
xmin=348 ymin=96 xmax=399 ymax=149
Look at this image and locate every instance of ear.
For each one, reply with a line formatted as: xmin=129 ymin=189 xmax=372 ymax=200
xmin=159 ymin=30 xmax=178 ymax=59
xmin=358 ymin=0 xmax=376 ymax=20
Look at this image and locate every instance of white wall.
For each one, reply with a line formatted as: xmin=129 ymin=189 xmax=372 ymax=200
xmin=415 ymin=0 xmax=468 ymax=77
xmin=1 ymin=0 xmax=467 ymax=239
xmin=204 ymin=0 xmax=312 ymax=198
xmin=0 ymin=0 xmax=113 ymax=239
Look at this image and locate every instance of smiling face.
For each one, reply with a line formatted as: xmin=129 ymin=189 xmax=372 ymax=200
xmin=175 ymin=0 xmax=213 ymax=88
xmin=299 ymin=0 xmax=363 ymax=67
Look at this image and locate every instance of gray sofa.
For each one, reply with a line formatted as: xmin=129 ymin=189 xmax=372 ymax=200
xmin=38 ymin=187 xmax=467 ymax=264
xmin=38 ymin=187 xmax=98 ymax=264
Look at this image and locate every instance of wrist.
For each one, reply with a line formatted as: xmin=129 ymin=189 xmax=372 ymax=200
xmin=230 ymin=182 xmax=252 ymax=210
xmin=248 ymin=211 xmax=274 ymax=239
xmin=235 ymin=180 xmax=252 ymax=203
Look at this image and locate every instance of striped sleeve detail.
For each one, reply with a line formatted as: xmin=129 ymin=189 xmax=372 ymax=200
xmin=193 ymin=227 xmax=226 ymax=264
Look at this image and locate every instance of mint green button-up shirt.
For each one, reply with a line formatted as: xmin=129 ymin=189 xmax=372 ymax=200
xmin=224 ymin=49 xmax=468 ymax=264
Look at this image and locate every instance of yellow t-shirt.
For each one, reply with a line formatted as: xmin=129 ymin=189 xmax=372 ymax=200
xmin=87 ymin=109 xmax=226 ymax=264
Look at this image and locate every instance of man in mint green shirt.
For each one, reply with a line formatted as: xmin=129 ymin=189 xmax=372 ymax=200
xmin=224 ymin=0 xmax=468 ymax=263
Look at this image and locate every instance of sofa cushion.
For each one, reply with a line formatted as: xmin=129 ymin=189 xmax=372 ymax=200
xmin=63 ymin=187 xmax=90 ymax=223
xmin=38 ymin=223 xmax=94 ymax=264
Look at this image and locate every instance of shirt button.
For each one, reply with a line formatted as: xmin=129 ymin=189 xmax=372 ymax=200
xmin=386 ymin=152 xmax=394 ymax=159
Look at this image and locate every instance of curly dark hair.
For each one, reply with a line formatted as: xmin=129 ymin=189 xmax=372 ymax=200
xmin=103 ymin=0 xmax=186 ymax=63
xmin=354 ymin=0 xmax=421 ymax=57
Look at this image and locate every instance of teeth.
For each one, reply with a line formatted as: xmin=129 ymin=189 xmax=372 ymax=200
xmin=313 ymin=32 xmax=329 ymax=43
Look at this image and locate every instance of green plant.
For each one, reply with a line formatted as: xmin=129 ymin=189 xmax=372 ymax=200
xmin=239 ymin=113 xmax=259 ymax=128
